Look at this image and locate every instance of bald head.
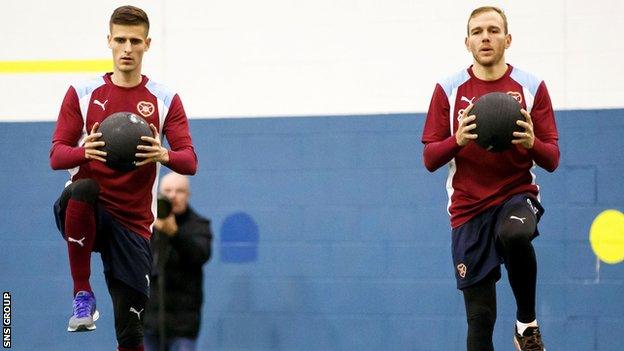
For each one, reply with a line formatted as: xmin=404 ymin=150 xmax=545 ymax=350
xmin=160 ymin=172 xmax=189 ymax=191
xmin=159 ymin=172 xmax=190 ymax=214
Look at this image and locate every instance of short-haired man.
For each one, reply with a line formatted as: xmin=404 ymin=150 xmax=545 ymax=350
xmin=50 ymin=5 xmax=197 ymax=351
xmin=422 ymin=6 xmax=559 ymax=351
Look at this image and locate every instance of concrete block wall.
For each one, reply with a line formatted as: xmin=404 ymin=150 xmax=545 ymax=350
xmin=0 ymin=109 xmax=622 ymax=350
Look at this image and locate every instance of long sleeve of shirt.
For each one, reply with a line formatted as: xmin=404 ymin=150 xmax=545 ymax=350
xmin=50 ymin=87 xmax=89 ymax=170
xmin=422 ymin=83 xmax=460 ymax=172
xmin=527 ymin=82 xmax=560 ymax=172
xmin=423 ymin=135 xmax=463 ymax=172
xmin=162 ymin=94 xmax=198 ymax=175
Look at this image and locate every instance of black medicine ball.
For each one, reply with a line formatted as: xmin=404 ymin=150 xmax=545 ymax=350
xmin=470 ymin=92 xmax=525 ymax=152
xmin=98 ymin=112 xmax=152 ymax=172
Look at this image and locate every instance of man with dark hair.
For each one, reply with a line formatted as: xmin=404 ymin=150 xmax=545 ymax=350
xmin=422 ymin=6 xmax=559 ymax=351
xmin=50 ymin=5 xmax=197 ymax=351
xmin=110 ymin=5 xmax=151 ymax=33
xmin=143 ymin=172 xmax=212 ymax=351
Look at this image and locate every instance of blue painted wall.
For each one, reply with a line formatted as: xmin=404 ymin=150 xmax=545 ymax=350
xmin=0 ymin=109 xmax=622 ymax=350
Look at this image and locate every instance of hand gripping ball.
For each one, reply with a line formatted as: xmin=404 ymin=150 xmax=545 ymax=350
xmin=470 ymin=92 xmax=525 ymax=152
xmin=98 ymin=112 xmax=152 ymax=172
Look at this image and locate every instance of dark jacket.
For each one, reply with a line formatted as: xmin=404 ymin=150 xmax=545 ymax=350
xmin=144 ymin=206 xmax=212 ymax=338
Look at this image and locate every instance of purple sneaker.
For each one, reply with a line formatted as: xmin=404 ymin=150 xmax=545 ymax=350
xmin=67 ymin=291 xmax=100 ymax=332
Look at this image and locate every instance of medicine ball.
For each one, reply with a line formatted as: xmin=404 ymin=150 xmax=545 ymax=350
xmin=470 ymin=92 xmax=525 ymax=152
xmin=98 ymin=112 xmax=152 ymax=172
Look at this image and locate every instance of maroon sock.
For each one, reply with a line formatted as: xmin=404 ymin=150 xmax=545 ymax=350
xmin=65 ymin=199 xmax=96 ymax=295
xmin=118 ymin=345 xmax=144 ymax=351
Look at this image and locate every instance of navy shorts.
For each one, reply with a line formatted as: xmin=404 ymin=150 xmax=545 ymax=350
xmin=451 ymin=193 xmax=544 ymax=290
xmin=53 ymin=190 xmax=152 ymax=297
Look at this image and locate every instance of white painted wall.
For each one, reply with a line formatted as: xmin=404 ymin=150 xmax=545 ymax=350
xmin=1 ymin=0 xmax=622 ymax=121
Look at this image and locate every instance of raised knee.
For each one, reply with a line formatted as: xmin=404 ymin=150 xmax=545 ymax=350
xmin=498 ymin=210 xmax=535 ymax=248
xmin=499 ymin=228 xmax=532 ymax=247
xmin=499 ymin=222 xmax=534 ymax=248
xmin=70 ymin=179 xmax=100 ymax=204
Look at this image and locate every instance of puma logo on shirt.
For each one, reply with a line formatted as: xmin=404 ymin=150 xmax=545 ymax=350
xmin=93 ymin=99 xmax=108 ymax=111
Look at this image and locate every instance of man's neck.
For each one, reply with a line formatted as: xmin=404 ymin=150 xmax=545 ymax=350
xmin=110 ymin=70 xmax=143 ymax=88
xmin=472 ymin=62 xmax=508 ymax=81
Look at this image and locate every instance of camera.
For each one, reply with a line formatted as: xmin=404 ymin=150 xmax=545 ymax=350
xmin=157 ymin=193 xmax=172 ymax=219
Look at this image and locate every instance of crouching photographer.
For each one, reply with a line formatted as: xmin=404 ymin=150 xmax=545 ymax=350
xmin=144 ymin=172 xmax=213 ymax=351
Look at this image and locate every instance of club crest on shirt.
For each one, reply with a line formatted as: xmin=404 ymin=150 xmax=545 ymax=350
xmin=506 ymin=91 xmax=522 ymax=103
xmin=457 ymin=263 xmax=467 ymax=279
xmin=137 ymin=101 xmax=155 ymax=118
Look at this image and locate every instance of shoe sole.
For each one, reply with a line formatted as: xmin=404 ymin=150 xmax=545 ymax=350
xmin=513 ymin=336 xmax=546 ymax=351
xmin=67 ymin=310 xmax=100 ymax=332
xmin=513 ymin=337 xmax=521 ymax=351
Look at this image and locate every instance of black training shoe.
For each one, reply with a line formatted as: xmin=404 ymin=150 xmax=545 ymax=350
xmin=513 ymin=325 xmax=546 ymax=351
